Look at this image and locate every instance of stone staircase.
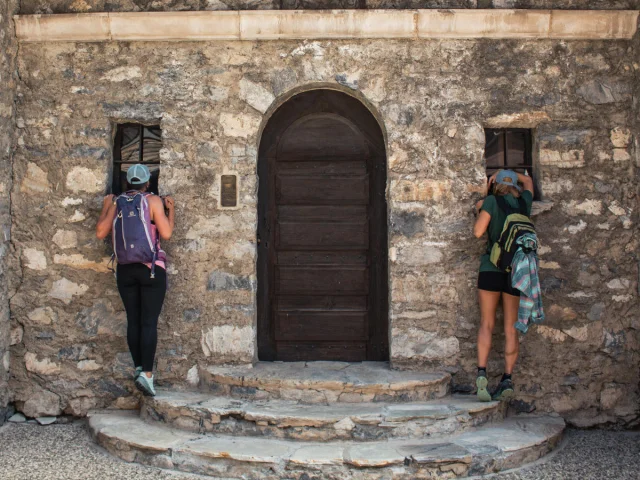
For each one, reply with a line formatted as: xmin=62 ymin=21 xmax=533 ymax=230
xmin=88 ymin=362 xmax=565 ymax=479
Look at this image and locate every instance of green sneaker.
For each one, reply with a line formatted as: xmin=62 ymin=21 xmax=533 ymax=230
xmin=135 ymin=373 xmax=156 ymax=397
xmin=476 ymin=372 xmax=491 ymax=402
xmin=134 ymin=366 xmax=143 ymax=380
xmin=492 ymin=378 xmax=514 ymax=401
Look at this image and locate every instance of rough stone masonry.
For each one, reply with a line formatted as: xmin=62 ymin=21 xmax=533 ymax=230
xmin=0 ymin=0 xmax=19 ymax=426
xmin=3 ymin=1 xmax=639 ymax=429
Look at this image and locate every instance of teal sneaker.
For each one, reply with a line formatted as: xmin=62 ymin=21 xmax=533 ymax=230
xmin=135 ymin=373 xmax=156 ymax=397
xmin=476 ymin=372 xmax=491 ymax=402
xmin=134 ymin=366 xmax=143 ymax=380
xmin=492 ymin=378 xmax=514 ymax=401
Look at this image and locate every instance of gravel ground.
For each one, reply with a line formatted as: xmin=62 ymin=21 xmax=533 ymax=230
xmin=0 ymin=422 xmax=638 ymax=480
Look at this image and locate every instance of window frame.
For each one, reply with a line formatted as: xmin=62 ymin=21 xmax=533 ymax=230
xmin=112 ymin=123 xmax=162 ymax=195
xmin=484 ymin=128 xmax=537 ymax=200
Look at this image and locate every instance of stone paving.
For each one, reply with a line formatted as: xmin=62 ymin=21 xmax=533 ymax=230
xmin=0 ymin=422 xmax=638 ymax=480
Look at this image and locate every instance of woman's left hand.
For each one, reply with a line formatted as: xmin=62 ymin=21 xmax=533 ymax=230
xmin=485 ymin=171 xmax=499 ymax=195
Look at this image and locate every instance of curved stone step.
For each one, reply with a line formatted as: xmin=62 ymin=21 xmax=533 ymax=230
xmin=88 ymin=411 xmax=565 ymax=479
xmin=201 ymin=361 xmax=451 ymax=403
xmin=142 ymin=389 xmax=505 ymax=442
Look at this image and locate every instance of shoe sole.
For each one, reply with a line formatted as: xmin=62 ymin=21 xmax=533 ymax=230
xmin=135 ymin=379 xmax=155 ymax=397
xmin=476 ymin=376 xmax=491 ymax=402
xmin=493 ymin=388 xmax=514 ymax=402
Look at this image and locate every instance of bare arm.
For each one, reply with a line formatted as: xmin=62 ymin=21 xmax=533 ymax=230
xmin=148 ymin=195 xmax=175 ymax=241
xmin=96 ymin=195 xmax=117 ymax=240
xmin=473 ymin=210 xmax=491 ymax=238
xmin=516 ymin=171 xmax=534 ymax=194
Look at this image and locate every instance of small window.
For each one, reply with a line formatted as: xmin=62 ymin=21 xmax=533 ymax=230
xmin=484 ymin=128 xmax=536 ymax=198
xmin=112 ymin=123 xmax=162 ymax=195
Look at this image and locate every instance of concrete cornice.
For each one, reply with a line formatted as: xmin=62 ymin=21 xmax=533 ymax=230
xmin=14 ymin=9 xmax=639 ymax=43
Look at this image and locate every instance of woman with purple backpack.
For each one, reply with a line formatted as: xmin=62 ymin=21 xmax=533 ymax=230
xmin=96 ymin=164 xmax=174 ymax=397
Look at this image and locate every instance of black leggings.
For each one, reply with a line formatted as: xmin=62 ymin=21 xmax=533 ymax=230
xmin=116 ymin=263 xmax=167 ymax=372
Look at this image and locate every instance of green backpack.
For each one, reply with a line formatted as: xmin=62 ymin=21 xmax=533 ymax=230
xmin=489 ymin=195 xmax=536 ymax=273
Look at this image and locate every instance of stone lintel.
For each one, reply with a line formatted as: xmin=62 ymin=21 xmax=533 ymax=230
xmin=14 ymin=9 xmax=639 ymax=43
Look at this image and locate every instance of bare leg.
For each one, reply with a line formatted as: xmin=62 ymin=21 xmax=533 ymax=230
xmin=501 ymin=292 xmax=520 ymax=374
xmin=477 ymin=289 xmax=501 ymax=367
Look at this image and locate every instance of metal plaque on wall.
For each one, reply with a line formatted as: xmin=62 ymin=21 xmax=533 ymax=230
xmin=221 ymin=174 xmax=237 ymax=207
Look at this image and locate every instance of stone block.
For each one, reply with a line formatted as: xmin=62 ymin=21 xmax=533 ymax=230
xmin=391 ymin=327 xmax=460 ymax=362
xmin=392 ymin=179 xmax=451 ymax=202
xmin=25 ymin=352 xmax=61 ymax=375
xmin=612 ymin=149 xmax=630 ymax=162
xmin=53 ymin=254 xmax=110 ymax=273
xmin=610 ymin=127 xmax=632 ymax=148
xmin=240 ymin=10 xmax=415 ymax=41
xmin=536 ymin=326 xmax=568 ymax=343
xmin=390 ymin=210 xmax=425 ymax=238
xmin=576 ymin=78 xmax=632 ymax=104
xmin=27 ymin=307 xmax=57 ymax=325
xmin=539 ymin=149 xmax=585 ymax=168
xmin=563 ymin=199 xmax=602 ymax=216
xmin=77 ymin=360 xmax=102 ymax=371
xmin=207 ymin=271 xmax=253 ymax=291
xmin=22 ymin=248 xmax=47 ymax=270
xmin=110 ymin=11 xmax=240 ymax=41
xmin=52 ymin=230 xmax=78 ymax=249
xmin=16 ymin=12 xmax=110 ymax=42
xmin=600 ymin=384 xmax=624 ymax=411
xmin=219 ymin=112 xmax=261 ymax=138
xmin=239 ymin=78 xmax=274 ymax=114
xmin=21 ymin=388 xmax=61 ymax=418
xmin=10 ymin=326 xmax=23 ymax=345
xmin=20 ymin=162 xmax=49 ymax=193
xmin=397 ymin=245 xmax=443 ymax=266
xmin=201 ymin=325 xmax=254 ymax=358
xmin=49 ymin=278 xmax=89 ymax=304
xmin=101 ymin=66 xmax=142 ymax=82
xmin=65 ymin=166 xmax=105 ymax=193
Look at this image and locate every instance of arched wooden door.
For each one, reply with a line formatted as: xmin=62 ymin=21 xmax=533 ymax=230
xmin=257 ymin=90 xmax=388 ymax=362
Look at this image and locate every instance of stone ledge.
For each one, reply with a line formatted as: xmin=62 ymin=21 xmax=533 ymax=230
xmin=14 ymin=9 xmax=639 ymax=43
xmin=88 ymin=411 xmax=565 ymax=477
xmin=141 ymin=389 xmax=504 ymax=442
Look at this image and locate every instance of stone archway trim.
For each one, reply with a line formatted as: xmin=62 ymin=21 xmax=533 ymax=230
xmin=15 ymin=9 xmax=639 ymax=43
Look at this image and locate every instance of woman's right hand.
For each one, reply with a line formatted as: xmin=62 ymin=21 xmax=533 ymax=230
xmin=102 ymin=194 xmax=115 ymax=211
xmin=163 ymin=196 xmax=175 ymax=212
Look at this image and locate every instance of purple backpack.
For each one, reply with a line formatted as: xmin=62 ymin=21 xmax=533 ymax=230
xmin=112 ymin=191 xmax=159 ymax=278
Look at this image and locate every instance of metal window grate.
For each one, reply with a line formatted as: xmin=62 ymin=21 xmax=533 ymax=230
xmin=112 ymin=123 xmax=162 ymax=195
xmin=484 ymin=128 xmax=536 ymax=198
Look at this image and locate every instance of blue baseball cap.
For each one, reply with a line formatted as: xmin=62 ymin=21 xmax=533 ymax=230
xmin=495 ymin=170 xmax=521 ymax=191
xmin=126 ymin=164 xmax=151 ymax=185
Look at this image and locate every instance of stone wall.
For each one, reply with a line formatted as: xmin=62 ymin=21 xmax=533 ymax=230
xmin=0 ymin=0 xmax=18 ymax=425
xmin=18 ymin=0 xmax=640 ymax=14
xmin=8 ymin=27 xmax=640 ymax=425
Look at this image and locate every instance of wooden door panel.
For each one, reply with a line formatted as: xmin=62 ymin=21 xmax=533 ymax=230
xmin=257 ymin=90 xmax=388 ymax=362
xmin=275 ymin=312 xmax=367 ymax=341
xmin=275 ymin=266 xmax=369 ymax=295
xmin=276 ymin=222 xmax=368 ymax=249
xmin=276 ymin=342 xmax=367 ymax=362
xmin=277 ymin=251 xmax=367 ymax=266
xmin=277 ymin=295 xmax=368 ymax=310
xmin=278 ymin=205 xmax=368 ymax=222
xmin=277 ymin=160 xmax=367 ymax=175
xmin=276 ymin=175 xmax=369 ymax=205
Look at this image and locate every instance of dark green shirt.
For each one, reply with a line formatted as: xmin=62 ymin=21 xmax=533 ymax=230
xmin=479 ymin=190 xmax=533 ymax=273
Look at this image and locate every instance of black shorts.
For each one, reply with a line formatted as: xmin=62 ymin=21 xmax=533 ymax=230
xmin=477 ymin=271 xmax=520 ymax=296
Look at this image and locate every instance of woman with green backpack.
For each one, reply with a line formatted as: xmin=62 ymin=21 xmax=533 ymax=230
xmin=472 ymin=169 xmax=534 ymax=402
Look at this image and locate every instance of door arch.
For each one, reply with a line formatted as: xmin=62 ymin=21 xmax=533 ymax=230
xmin=257 ymin=89 xmax=388 ymax=362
